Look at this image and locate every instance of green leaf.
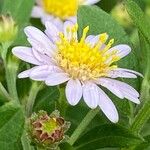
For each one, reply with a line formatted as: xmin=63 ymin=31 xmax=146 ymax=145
xmin=132 ymin=0 xmax=146 ymax=10
xmin=0 ymin=101 xmax=25 ymax=150
xmin=0 ymin=0 xmax=4 ymax=12
xmin=77 ymin=6 xmax=137 ymax=69
xmin=74 ymin=124 xmax=142 ymax=150
xmin=65 ymin=102 xmax=107 ymax=135
xmin=126 ymin=0 xmax=150 ymax=45
xmin=59 ymin=143 xmax=75 ymax=150
xmin=126 ymin=0 xmax=150 ymax=75
xmin=133 ymin=135 xmax=150 ymax=150
xmin=77 ymin=5 xmax=140 ymax=117
xmin=98 ymin=0 xmax=118 ymax=12
xmin=1 ymin=0 xmax=35 ymax=44
xmin=78 ymin=6 xmax=131 ymax=45
xmin=33 ymin=86 xmax=59 ymax=113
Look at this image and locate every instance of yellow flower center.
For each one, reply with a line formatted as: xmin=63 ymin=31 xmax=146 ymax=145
xmin=42 ymin=118 xmax=58 ymax=134
xmin=43 ymin=0 xmax=78 ymax=20
xmin=55 ymin=24 xmax=120 ymax=81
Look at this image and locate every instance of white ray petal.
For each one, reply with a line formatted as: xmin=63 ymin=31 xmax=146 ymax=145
xmin=107 ymin=45 xmax=131 ymax=59
xmin=100 ymin=78 xmax=139 ymax=97
xmin=30 ymin=65 xmax=62 ymax=81
xmin=45 ymin=73 xmax=70 ymax=86
xmin=18 ymin=68 xmax=35 ymax=78
xmin=98 ymin=87 xmax=119 ymax=123
xmin=121 ymin=91 xmax=140 ymax=104
xmin=32 ymin=48 xmax=55 ymax=65
xmin=66 ymin=79 xmax=82 ymax=106
xmin=82 ymin=0 xmax=101 ymax=5
xmin=24 ymin=26 xmax=56 ymax=56
xmin=45 ymin=21 xmax=60 ymax=42
xmin=51 ymin=17 xmax=64 ymax=31
xmin=41 ymin=14 xmax=54 ymax=25
xmin=116 ymin=68 xmax=143 ymax=78
xmin=83 ymin=82 xmax=99 ymax=109
xmin=64 ymin=21 xmax=76 ymax=41
xmin=96 ymin=78 xmax=124 ymax=99
xmin=85 ymin=33 xmax=108 ymax=48
xmin=27 ymin=38 xmax=56 ymax=57
xmin=67 ymin=16 xmax=77 ymax=24
xmin=85 ymin=35 xmax=95 ymax=43
xmin=31 ymin=6 xmax=45 ymax=18
xmin=12 ymin=46 xmax=42 ymax=65
xmin=97 ymin=78 xmax=140 ymax=104
xmin=107 ymin=69 xmax=137 ymax=78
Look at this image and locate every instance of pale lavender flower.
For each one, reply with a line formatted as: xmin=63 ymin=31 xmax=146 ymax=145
xmin=12 ymin=21 xmax=142 ymax=123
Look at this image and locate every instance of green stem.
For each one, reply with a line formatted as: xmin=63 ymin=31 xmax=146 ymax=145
xmin=1 ymin=42 xmax=19 ymax=103
xmin=130 ymin=100 xmax=150 ymax=134
xmin=68 ymin=108 xmax=99 ymax=145
xmin=26 ymin=82 xmax=43 ymax=117
xmin=58 ymin=86 xmax=68 ymax=116
xmin=21 ymin=131 xmax=34 ymax=150
xmin=130 ymin=75 xmax=150 ymax=135
xmin=4 ymin=60 xmax=19 ymax=103
xmin=0 ymin=82 xmax=11 ymax=101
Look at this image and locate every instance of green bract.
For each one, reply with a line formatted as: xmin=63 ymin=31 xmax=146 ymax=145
xmin=0 ymin=14 xmax=18 ymax=43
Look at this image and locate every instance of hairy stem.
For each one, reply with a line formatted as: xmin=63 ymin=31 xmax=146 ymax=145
xmin=2 ymin=43 xmax=19 ymax=103
xmin=4 ymin=60 xmax=19 ymax=102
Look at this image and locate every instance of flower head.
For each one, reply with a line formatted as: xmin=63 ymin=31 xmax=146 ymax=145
xmin=28 ymin=110 xmax=70 ymax=149
xmin=31 ymin=0 xmax=100 ymax=24
xmin=12 ymin=21 xmax=143 ymax=123
xmin=0 ymin=14 xmax=18 ymax=43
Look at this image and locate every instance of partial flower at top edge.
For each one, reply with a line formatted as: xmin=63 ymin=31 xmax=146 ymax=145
xmin=31 ymin=0 xmax=101 ymax=25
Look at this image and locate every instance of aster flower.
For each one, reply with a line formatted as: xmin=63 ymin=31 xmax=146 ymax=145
xmin=31 ymin=0 xmax=100 ymax=25
xmin=12 ymin=21 xmax=143 ymax=123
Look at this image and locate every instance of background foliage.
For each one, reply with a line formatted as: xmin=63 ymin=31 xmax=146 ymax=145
xmin=0 ymin=0 xmax=150 ymax=150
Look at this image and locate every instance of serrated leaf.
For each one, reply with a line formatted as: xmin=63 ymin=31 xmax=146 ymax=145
xmin=74 ymin=124 xmax=142 ymax=150
xmin=0 ymin=102 xmax=25 ymax=150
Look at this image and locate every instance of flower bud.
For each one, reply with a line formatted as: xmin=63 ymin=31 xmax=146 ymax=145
xmin=28 ymin=110 xmax=70 ymax=149
xmin=0 ymin=14 xmax=18 ymax=43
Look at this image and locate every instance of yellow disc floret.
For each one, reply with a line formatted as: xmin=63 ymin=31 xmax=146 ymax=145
xmin=55 ymin=24 xmax=120 ymax=81
xmin=43 ymin=0 xmax=78 ymax=20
